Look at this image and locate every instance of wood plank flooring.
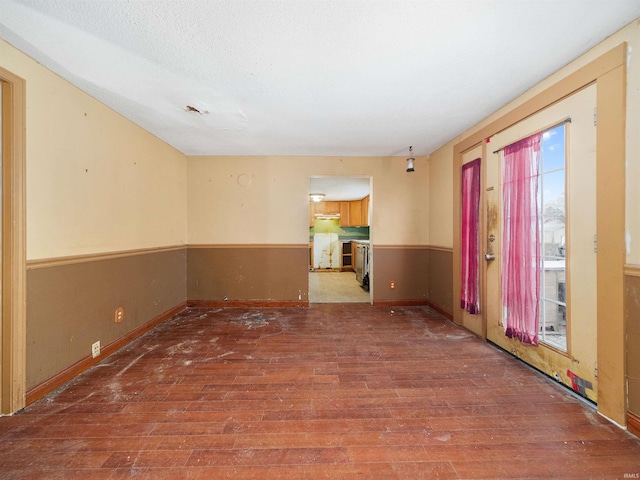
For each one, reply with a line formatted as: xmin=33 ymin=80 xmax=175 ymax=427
xmin=1 ymin=305 xmax=639 ymax=479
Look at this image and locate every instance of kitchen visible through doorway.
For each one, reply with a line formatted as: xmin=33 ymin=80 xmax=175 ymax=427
xmin=308 ymin=176 xmax=371 ymax=304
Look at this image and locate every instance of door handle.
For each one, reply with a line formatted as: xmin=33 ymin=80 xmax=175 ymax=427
xmin=485 ymin=253 xmax=495 ymax=261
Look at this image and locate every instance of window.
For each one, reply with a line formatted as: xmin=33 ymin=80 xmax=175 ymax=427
xmin=538 ymin=124 xmax=567 ymax=351
xmin=501 ymin=122 xmax=568 ymax=350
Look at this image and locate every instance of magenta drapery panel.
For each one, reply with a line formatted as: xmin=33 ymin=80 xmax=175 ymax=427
xmin=501 ymin=133 xmax=542 ymax=346
xmin=461 ymin=158 xmax=481 ymax=314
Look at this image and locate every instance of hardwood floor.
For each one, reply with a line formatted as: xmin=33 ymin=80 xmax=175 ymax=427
xmin=1 ymin=305 xmax=639 ymax=479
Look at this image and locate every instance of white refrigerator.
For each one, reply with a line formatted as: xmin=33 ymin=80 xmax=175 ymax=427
xmin=313 ymin=233 xmax=340 ymax=269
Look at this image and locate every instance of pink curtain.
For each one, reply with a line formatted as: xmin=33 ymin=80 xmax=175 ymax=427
xmin=461 ymin=158 xmax=481 ymax=314
xmin=501 ymin=133 xmax=542 ymax=345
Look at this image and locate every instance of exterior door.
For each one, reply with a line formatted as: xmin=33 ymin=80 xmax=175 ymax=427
xmin=460 ymin=145 xmax=483 ymax=337
xmin=484 ymin=84 xmax=598 ymax=402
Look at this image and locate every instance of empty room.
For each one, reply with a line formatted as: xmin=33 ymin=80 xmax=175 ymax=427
xmin=1 ymin=1 xmax=640 ymax=478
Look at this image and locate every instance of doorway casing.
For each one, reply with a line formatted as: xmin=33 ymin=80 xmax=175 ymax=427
xmin=308 ymin=175 xmax=373 ymax=304
xmin=0 ymin=67 xmax=27 ymax=415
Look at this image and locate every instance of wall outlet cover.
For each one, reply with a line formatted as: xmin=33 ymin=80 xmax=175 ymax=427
xmin=91 ymin=340 xmax=101 ymax=358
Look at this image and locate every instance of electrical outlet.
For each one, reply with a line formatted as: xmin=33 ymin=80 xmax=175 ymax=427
xmin=114 ymin=307 xmax=124 ymax=323
xmin=389 ymin=281 xmax=396 ymax=290
xmin=91 ymin=340 xmax=101 ymax=358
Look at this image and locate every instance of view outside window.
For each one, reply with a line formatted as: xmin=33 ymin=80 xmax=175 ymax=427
xmin=538 ymin=124 xmax=567 ymax=351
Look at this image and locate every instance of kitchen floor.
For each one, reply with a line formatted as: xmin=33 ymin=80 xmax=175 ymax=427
xmin=2 ymin=305 xmax=639 ymax=478
xmin=308 ymin=271 xmax=370 ymax=303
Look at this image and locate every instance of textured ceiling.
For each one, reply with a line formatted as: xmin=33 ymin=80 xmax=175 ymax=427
xmin=1 ymin=1 xmax=639 ymax=157
xmin=310 ymin=176 xmax=370 ymax=201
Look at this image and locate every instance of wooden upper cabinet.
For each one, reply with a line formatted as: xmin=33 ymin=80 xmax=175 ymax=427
xmin=310 ymin=198 xmax=369 ymax=227
xmin=325 ymin=201 xmax=340 ymax=214
xmin=361 ymin=195 xmax=369 ymax=225
xmin=339 ymin=202 xmax=350 ymax=227
xmin=349 ymin=201 xmax=362 ymax=226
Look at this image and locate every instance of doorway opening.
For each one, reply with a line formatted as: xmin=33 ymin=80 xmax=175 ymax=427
xmin=308 ymin=176 xmax=372 ymax=304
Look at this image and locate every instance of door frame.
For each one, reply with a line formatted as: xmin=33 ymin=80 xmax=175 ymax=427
xmin=308 ymin=175 xmax=373 ymax=304
xmin=0 ymin=67 xmax=27 ymax=415
xmin=452 ymin=44 xmax=626 ymax=424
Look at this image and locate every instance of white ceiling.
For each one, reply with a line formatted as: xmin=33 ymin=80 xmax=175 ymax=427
xmin=1 ymin=1 xmax=639 ymax=158
xmin=310 ymin=176 xmax=370 ymax=201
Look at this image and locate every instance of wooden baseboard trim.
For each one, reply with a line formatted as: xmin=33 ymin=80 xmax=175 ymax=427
xmin=188 ymin=300 xmax=308 ymax=308
xmin=628 ymin=411 xmax=640 ymax=438
xmin=372 ymin=299 xmax=453 ymax=321
xmin=25 ymin=301 xmax=187 ymax=406
xmin=425 ymin=300 xmax=454 ymax=321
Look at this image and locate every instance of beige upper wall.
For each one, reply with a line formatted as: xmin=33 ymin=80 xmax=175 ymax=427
xmin=187 ymin=155 xmax=428 ymax=246
xmin=428 ymin=19 xmax=640 ymax=262
xmin=428 ymin=143 xmax=453 ymax=248
xmin=0 ymin=39 xmax=188 ymax=261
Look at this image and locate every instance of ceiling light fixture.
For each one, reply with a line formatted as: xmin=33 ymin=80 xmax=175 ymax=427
xmin=309 ymin=193 xmax=325 ymax=202
xmin=406 ymin=146 xmax=415 ymax=173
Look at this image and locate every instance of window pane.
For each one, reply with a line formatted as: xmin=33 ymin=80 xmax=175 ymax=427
xmin=542 ymin=264 xmax=566 ymax=300
xmin=542 ymin=170 xmax=565 ymax=212
xmin=541 ymin=170 xmax=565 ymax=258
xmin=541 ymin=302 xmax=567 ymax=351
xmin=539 ymin=124 xmax=567 ymax=352
xmin=541 ymin=125 xmax=565 ymax=171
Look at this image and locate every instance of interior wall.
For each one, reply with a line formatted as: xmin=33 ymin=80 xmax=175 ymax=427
xmin=0 ymin=39 xmax=188 ymax=261
xmin=26 ymin=249 xmax=186 ymax=390
xmin=187 ymin=155 xmax=427 ymax=246
xmin=0 ymin=39 xmax=189 ymax=402
xmin=372 ymin=246 xmax=429 ymax=304
xmin=625 ymin=268 xmax=640 ymax=435
xmin=187 ymin=155 xmax=429 ymax=303
xmin=428 ymin=143 xmax=454 ymax=249
xmin=187 ymin=245 xmax=307 ymax=305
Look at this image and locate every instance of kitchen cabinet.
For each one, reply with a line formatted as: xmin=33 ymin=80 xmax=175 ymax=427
xmin=361 ymin=195 xmax=369 ymax=225
xmin=310 ymin=197 xmax=369 ymax=227
xmin=310 ymin=201 xmax=341 ymax=226
xmin=349 ymin=201 xmax=362 ymax=226
xmin=314 ymin=201 xmax=339 ymax=215
xmin=339 ymin=202 xmax=350 ymax=227
xmin=341 ymin=241 xmax=353 ymax=271
xmin=347 ymin=196 xmax=369 ymax=226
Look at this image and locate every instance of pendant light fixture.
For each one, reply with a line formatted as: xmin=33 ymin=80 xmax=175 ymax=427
xmin=406 ymin=146 xmax=415 ymax=172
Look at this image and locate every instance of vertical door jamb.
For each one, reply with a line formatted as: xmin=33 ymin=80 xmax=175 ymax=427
xmin=0 ymin=67 xmax=27 ymax=415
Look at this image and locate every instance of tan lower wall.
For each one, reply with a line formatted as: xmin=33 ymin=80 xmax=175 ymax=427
xmin=187 ymin=245 xmax=309 ymax=304
xmin=427 ymin=248 xmax=454 ymax=316
xmin=26 ymin=248 xmax=187 ymax=389
xmin=372 ymin=246 xmax=430 ymax=304
xmin=626 ymin=269 xmax=640 ymax=417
